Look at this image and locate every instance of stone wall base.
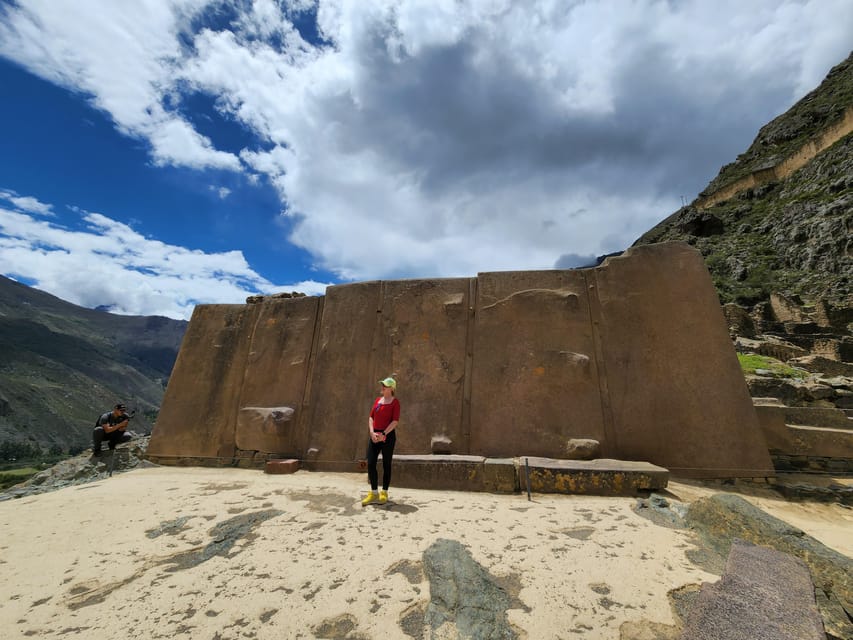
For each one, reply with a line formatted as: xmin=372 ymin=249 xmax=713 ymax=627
xmin=146 ymin=453 xmax=669 ymax=495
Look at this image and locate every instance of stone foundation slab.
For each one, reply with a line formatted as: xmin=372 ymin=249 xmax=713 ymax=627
xmin=519 ymin=457 xmax=669 ymax=495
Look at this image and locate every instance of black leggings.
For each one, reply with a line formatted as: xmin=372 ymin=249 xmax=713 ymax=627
xmin=366 ymin=430 xmax=396 ymax=491
xmin=93 ymin=427 xmax=132 ymax=451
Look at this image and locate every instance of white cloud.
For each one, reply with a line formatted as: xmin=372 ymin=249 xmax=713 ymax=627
xmin=1 ymin=0 xmax=851 ymax=283
xmin=0 ymin=200 xmax=330 ymax=320
xmin=0 ymin=189 xmax=55 ymax=217
xmin=0 ymin=0 xmax=240 ymax=170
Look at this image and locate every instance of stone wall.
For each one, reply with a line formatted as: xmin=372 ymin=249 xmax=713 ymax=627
xmin=148 ymin=242 xmax=773 ymax=478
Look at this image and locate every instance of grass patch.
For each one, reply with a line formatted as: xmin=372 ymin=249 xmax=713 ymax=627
xmin=737 ymin=353 xmax=808 ymax=379
xmin=0 ymin=467 xmax=40 ymax=491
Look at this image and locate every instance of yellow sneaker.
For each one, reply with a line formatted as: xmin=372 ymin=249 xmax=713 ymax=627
xmin=379 ymin=490 xmax=388 ymax=504
xmin=361 ymin=491 xmax=378 ymax=506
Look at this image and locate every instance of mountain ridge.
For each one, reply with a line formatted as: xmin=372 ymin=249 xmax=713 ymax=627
xmin=0 ymin=274 xmax=187 ymax=451
xmin=634 ymin=51 xmax=853 ymax=309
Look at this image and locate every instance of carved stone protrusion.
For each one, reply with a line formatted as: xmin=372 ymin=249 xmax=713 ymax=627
xmin=431 ymin=435 xmax=453 ymax=454
xmin=564 ymin=439 xmax=601 ymax=460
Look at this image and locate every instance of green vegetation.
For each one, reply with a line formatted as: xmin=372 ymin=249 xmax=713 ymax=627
xmin=737 ymin=353 xmax=808 ymax=379
xmin=0 ymin=467 xmax=40 ymax=490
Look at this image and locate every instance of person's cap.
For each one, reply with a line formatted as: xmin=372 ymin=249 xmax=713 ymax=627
xmin=378 ymin=377 xmax=397 ymax=391
xmin=115 ymin=403 xmax=127 ymax=410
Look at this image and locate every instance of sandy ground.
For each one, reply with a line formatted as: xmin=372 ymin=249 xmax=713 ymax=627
xmin=0 ymin=467 xmax=849 ymax=640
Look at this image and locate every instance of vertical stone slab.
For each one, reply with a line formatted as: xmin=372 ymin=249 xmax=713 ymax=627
xmin=376 ymin=279 xmax=471 ymax=455
xmin=593 ymin=242 xmax=773 ymax=477
xmin=148 ymin=304 xmax=260 ymax=460
xmin=303 ymin=282 xmax=381 ymax=469
xmin=469 ymin=270 xmax=605 ymax=458
xmin=234 ymin=296 xmax=319 ymax=455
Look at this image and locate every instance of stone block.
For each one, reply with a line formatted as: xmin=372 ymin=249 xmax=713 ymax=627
xmin=564 ymin=438 xmax=600 ymax=460
xmin=593 ymin=244 xmax=773 ymax=478
xmin=789 ymin=355 xmax=853 ymax=378
xmin=482 ymin=458 xmax=518 ymax=493
xmin=784 ymin=406 xmax=853 ymax=429
xmin=431 ymin=435 xmax=453 ymax=454
xmin=265 ymin=459 xmax=300 ymax=474
xmin=785 ymin=425 xmax=853 ymax=459
xmin=382 ymin=455 xmax=487 ymax=491
xmin=469 ymin=268 xmax=605 ymax=458
xmin=148 ymin=304 xmax=261 ymax=460
xmin=519 ymin=457 xmax=668 ymax=495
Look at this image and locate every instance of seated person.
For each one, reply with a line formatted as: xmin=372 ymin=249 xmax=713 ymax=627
xmin=92 ymin=403 xmax=133 ymax=455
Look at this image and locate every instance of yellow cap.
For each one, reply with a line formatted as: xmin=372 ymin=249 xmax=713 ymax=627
xmin=378 ymin=377 xmax=397 ymax=391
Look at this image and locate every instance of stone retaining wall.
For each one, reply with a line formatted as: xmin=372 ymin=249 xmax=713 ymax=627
xmin=148 ymin=242 xmax=773 ymax=478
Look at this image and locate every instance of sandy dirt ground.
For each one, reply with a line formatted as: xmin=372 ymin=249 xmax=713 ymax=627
xmin=0 ymin=467 xmax=849 ymax=640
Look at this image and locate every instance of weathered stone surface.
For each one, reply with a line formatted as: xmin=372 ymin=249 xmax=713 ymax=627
xmin=783 ymin=425 xmax=853 ymax=459
xmin=782 ymin=406 xmax=853 ymax=429
xmin=685 ymin=494 xmax=853 ymax=639
xmin=723 ymin=303 xmax=756 ymax=338
xmin=430 ymin=435 xmax=453 ymax=454
xmin=735 ymin=336 xmax=809 ymax=361
xmin=381 ymin=455 xmax=487 ymax=492
xmin=745 ymin=375 xmax=805 ymax=405
xmin=564 ymin=438 xmax=601 ymax=460
xmin=469 ymin=268 xmax=605 ymax=458
xmin=754 ymin=404 xmax=853 ymax=459
xmin=801 ymin=381 xmax=835 ymax=401
xmin=150 ymin=243 xmax=773 ymax=478
xmin=422 ymin=539 xmax=520 ymax=639
xmin=790 ymin=355 xmax=853 ymax=377
xmin=306 ymin=279 xmax=472 ymax=471
xmin=679 ymin=540 xmax=825 ymax=640
xmin=482 ymin=458 xmax=518 ymax=493
xmin=520 ymin=457 xmax=669 ymax=495
xmin=2 ymin=437 xmax=153 ymax=501
xmin=236 ymin=406 xmax=295 ymax=451
xmin=264 ymin=459 xmax=299 ymax=474
xmin=594 ymin=244 xmax=772 ymax=477
xmin=234 ymin=296 xmax=319 ymax=456
xmin=148 ymin=304 xmax=260 ymax=460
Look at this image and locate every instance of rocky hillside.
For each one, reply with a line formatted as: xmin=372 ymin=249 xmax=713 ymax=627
xmin=634 ymin=52 xmax=853 ymax=419
xmin=0 ymin=275 xmax=187 ymax=452
xmin=635 ymin=51 xmax=852 ymax=308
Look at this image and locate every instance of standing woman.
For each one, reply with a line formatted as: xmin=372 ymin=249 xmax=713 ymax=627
xmin=362 ymin=376 xmax=400 ymax=506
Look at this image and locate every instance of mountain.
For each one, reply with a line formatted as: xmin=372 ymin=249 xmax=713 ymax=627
xmin=0 ymin=275 xmax=187 ymax=452
xmin=635 ymin=51 xmax=852 ymax=309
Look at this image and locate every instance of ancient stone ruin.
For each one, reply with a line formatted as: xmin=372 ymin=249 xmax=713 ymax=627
xmin=148 ymin=242 xmax=773 ymax=480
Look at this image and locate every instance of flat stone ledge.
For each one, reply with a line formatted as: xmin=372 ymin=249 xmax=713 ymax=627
xmin=520 ymin=457 xmax=669 ymax=495
xmin=146 ymin=453 xmax=668 ymax=496
xmin=380 ymin=454 xmax=492 ymax=492
xmin=379 ymin=455 xmax=667 ymax=495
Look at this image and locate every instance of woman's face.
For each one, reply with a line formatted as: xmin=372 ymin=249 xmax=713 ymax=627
xmin=380 ymin=384 xmax=393 ymax=397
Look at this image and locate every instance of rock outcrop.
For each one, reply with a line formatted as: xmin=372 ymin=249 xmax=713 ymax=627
xmin=634 ymin=52 xmax=852 ymax=309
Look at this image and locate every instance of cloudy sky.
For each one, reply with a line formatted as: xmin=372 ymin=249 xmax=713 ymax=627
xmin=0 ymin=1 xmax=850 ymax=319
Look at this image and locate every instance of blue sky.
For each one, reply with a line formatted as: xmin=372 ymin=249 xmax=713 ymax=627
xmin=0 ymin=1 xmax=851 ymax=319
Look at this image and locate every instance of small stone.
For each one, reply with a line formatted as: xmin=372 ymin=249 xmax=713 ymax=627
xmin=564 ymin=439 xmax=601 ymax=460
xmin=431 ymin=435 xmax=452 ymax=455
